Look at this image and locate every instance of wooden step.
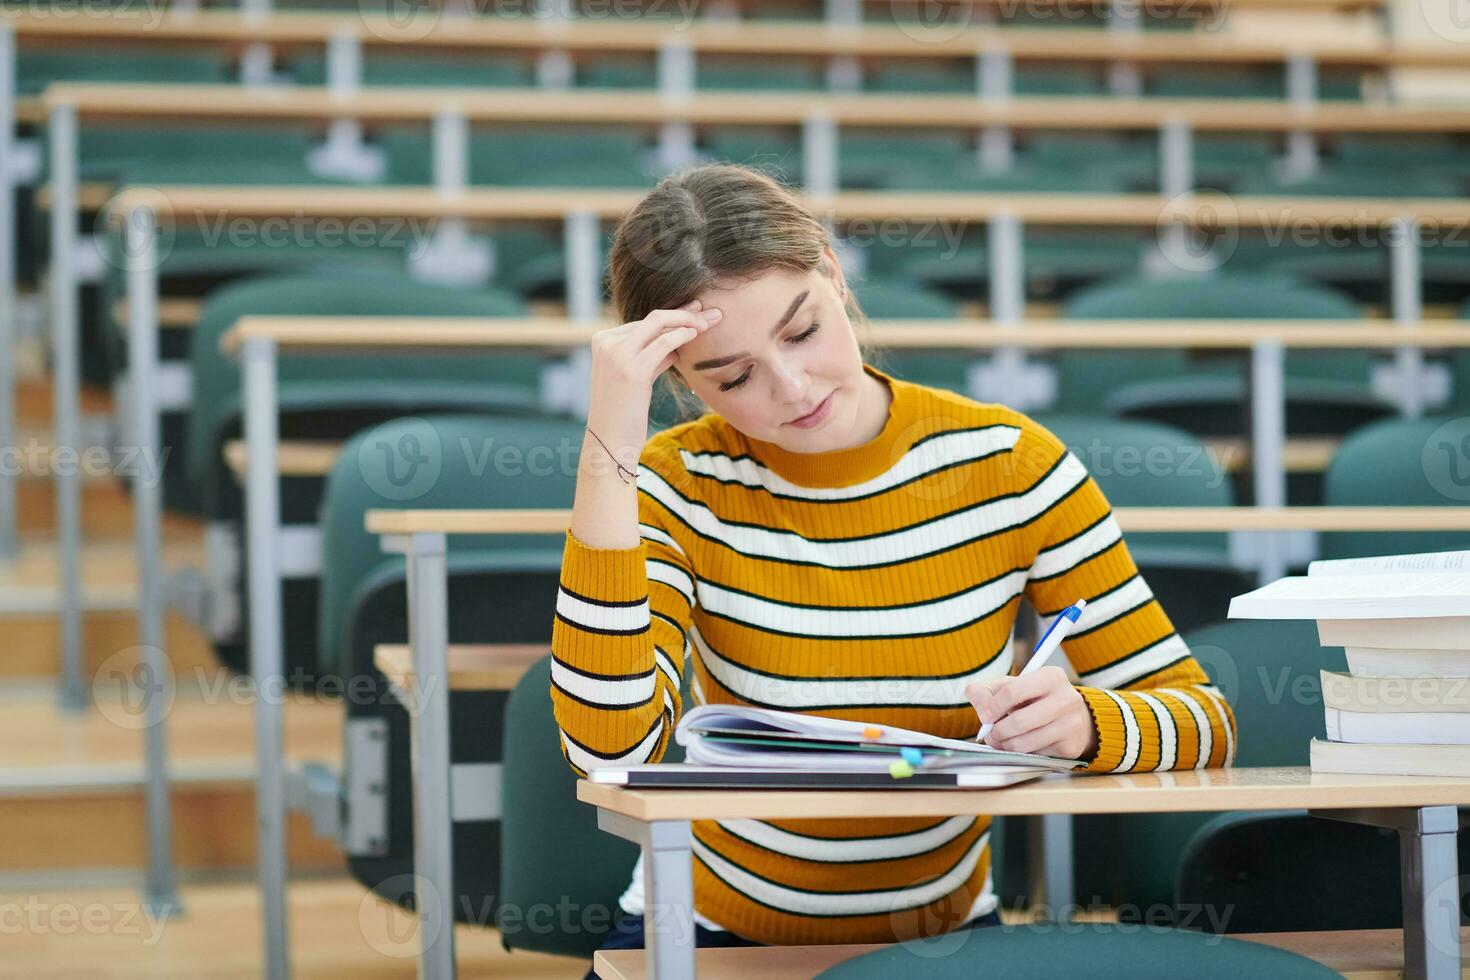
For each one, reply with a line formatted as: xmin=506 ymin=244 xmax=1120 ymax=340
xmin=0 ymin=878 xmax=583 ymax=977
xmin=14 ymin=472 xmax=205 ymax=541
xmin=16 ymin=377 xmax=114 ymax=427
xmin=0 ymin=688 xmax=343 ymax=875
xmin=0 ymin=539 xmax=217 ymax=682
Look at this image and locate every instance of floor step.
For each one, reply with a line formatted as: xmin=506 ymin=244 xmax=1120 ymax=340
xmin=0 ymin=538 xmax=216 ymax=682
xmin=0 ymin=878 xmax=582 ymax=978
xmin=0 ymin=687 xmax=343 ymax=876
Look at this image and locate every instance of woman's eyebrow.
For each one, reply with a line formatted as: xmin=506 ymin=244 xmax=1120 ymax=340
xmin=691 ymin=289 xmax=811 ymax=371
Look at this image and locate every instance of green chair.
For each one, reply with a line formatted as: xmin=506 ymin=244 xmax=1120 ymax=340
xmin=1236 ymin=168 xmax=1462 ymax=199
xmin=1176 ymin=809 xmax=1469 ymax=933
xmin=319 ymin=414 xmax=583 ymax=925
xmin=501 ymin=651 xmax=695 ymax=956
xmin=814 ymin=922 xmax=1340 ymax=979
xmin=17 ymin=49 xmax=226 ymax=94
xmin=697 ymin=58 xmax=825 ymax=91
xmin=1073 ymin=618 xmax=1344 ymax=920
xmin=1028 ymin=414 xmax=1254 ymax=634
xmin=851 ymin=277 xmax=973 ymax=396
xmin=1054 ymin=275 xmax=1395 ymax=488
xmin=382 ymin=126 xmax=652 ymax=187
xmin=1318 ymin=415 xmax=1470 ymax=562
xmin=181 ymin=272 xmax=545 ymax=683
xmin=288 ymin=52 xmax=533 ymax=88
xmin=703 ymin=130 xmax=804 ymax=187
xmin=1458 ymin=298 xmax=1470 ymax=412
xmin=838 ymin=131 xmax=973 ymax=190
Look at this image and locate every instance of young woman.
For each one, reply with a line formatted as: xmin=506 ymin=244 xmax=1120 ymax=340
xmin=551 ymin=164 xmax=1237 ymax=959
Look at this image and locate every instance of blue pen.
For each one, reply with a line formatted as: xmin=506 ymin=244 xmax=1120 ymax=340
xmin=975 ymin=598 xmax=1089 ymax=744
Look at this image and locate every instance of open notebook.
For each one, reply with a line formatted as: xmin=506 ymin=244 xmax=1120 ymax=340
xmin=587 ymin=704 xmax=1086 ymax=789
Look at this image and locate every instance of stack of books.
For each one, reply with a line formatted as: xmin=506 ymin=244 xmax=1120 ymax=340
xmin=1228 ymin=549 xmax=1470 ymax=777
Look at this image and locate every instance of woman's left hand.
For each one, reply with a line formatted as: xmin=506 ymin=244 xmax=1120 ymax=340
xmin=964 ymin=666 xmax=1099 ymax=761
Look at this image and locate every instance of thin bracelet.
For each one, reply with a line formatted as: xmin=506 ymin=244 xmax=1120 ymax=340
xmin=586 ymin=427 xmax=637 ymax=485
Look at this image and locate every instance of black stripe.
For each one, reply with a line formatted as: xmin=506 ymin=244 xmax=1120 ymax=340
xmin=1068 ymin=595 xmax=1155 ymax=640
xmin=1036 ymin=572 xmax=1142 ymax=619
xmin=558 ymin=713 xmax=665 ymax=762
xmin=639 ymin=452 xmax=1083 ymax=573
xmin=554 ymin=611 xmax=650 ymax=637
xmin=696 ymin=560 xmax=1029 ymax=616
xmin=551 ymin=653 xmax=656 ymax=684
xmin=678 ymin=425 xmax=1021 ymax=505
xmin=697 ymin=579 xmax=1024 ymax=642
xmin=694 ymin=825 xmax=988 ymax=903
xmin=550 ymin=679 xmax=656 ymax=712
xmin=1121 ymin=652 xmax=1193 ymax=689
xmin=697 ymin=627 xmax=1013 ymax=684
xmin=714 ymin=818 xmax=982 ymax=867
xmin=1079 ymin=632 xmax=1183 ymax=683
xmin=557 ymin=583 xmax=648 ymax=609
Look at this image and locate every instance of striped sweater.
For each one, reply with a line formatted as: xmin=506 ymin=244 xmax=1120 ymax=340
xmin=551 ymin=362 xmax=1237 ymax=945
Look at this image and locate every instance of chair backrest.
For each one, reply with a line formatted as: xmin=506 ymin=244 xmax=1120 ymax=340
xmin=1074 ymin=618 xmax=1343 ymax=916
xmin=500 ymin=654 xmax=692 ymax=957
xmin=850 ymin=278 xmax=972 ymax=395
xmin=1056 ymin=273 xmax=1364 ymax=413
xmin=318 ymin=412 xmax=585 ymax=677
xmin=183 ymin=270 xmax=540 ymax=510
xmin=1320 ymin=414 xmax=1470 ymax=560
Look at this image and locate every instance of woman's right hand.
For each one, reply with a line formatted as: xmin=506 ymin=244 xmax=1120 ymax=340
xmin=585 ymin=298 xmax=723 ymax=446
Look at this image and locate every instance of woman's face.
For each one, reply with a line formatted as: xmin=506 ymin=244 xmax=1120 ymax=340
xmin=671 ymin=246 xmax=871 ymax=452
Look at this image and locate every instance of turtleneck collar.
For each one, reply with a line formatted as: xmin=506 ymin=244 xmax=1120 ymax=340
xmin=737 ymin=363 xmax=924 ymax=488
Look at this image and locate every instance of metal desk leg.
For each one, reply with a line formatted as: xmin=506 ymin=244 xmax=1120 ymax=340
xmin=597 ymin=810 xmax=696 ymax=980
xmin=124 ymin=205 xmax=180 ymax=916
xmin=1248 ymin=339 xmax=1287 ymax=584
xmin=243 ymin=337 xmax=290 ymax=980
xmin=404 ymin=531 xmax=457 ymax=980
xmin=48 ymin=100 xmax=85 ymax=711
xmin=1309 ymin=806 xmax=1464 ymax=980
xmin=0 ymin=24 xmax=17 ymax=558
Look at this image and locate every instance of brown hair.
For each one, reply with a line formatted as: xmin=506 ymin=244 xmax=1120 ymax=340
xmin=607 ymin=163 xmax=883 ymax=422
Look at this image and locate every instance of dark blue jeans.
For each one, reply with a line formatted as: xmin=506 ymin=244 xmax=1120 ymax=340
xmin=584 ymin=907 xmax=1004 ymax=979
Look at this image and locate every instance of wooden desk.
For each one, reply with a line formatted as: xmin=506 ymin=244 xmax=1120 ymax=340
xmin=594 ymin=929 xmax=1470 ymax=980
xmin=43 ymin=82 xmax=1470 ymax=134
xmin=579 ymin=768 xmax=1470 ymax=979
xmin=373 ymin=642 xmax=545 ymax=695
xmin=2 ymin=9 xmax=1450 ymax=67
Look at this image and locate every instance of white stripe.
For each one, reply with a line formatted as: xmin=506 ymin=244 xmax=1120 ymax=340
xmin=556 ymin=589 xmax=650 ymax=633
xmin=691 ymin=666 xmax=707 ymax=707
xmin=716 ymin=817 xmax=977 ymax=863
xmin=693 ymin=830 xmax=989 ymax=917
xmin=1030 ymin=514 xmax=1122 ymax=581
xmin=1156 ymin=688 xmax=1214 ymax=769
xmin=1196 ymin=685 xmax=1235 ymax=766
xmin=679 ymin=427 xmax=1022 ymax=501
xmin=691 ymin=624 xmax=1013 ymax=708
xmin=653 ymin=646 xmax=681 ymax=692
xmin=1078 ymin=633 xmax=1191 ymax=690
xmin=1133 ymin=691 xmax=1178 ymax=772
xmin=1072 ymin=576 xmax=1155 ymax=635
xmin=640 ymin=523 xmax=685 ymax=556
xmin=648 ymin=559 xmax=695 ymax=606
xmin=696 ymin=569 xmax=1028 ymax=639
xmin=550 ymin=659 xmax=656 ymax=706
xmin=638 ymin=455 xmax=1086 ymax=569
xmin=1099 ymin=689 xmax=1141 ymax=772
xmin=559 ymin=719 xmax=664 ymax=772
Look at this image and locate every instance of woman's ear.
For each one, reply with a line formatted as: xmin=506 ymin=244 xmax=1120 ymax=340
xmin=821 ymin=243 xmax=848 ymax=300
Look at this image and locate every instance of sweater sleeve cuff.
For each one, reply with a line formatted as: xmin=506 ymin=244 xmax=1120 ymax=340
xmin=1074 ymin=686 xmax=1129 ymax=774
xmin=560 ymin=529 xmax=649 ymax=603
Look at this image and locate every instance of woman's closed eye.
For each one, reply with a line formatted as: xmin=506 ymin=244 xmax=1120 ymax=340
xmin=718 ymin=323 xmax=822 ymax=392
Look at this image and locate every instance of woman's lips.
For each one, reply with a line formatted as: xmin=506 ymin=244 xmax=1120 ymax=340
xmin=787 ymin=391 xmax=833 ymax=428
